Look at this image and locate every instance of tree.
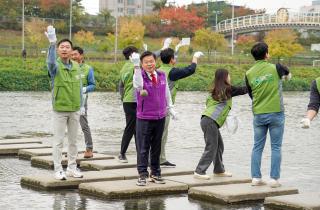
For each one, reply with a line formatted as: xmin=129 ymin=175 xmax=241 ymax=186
xmin=236 ymin=35 xmax=256 ymax=54
xmin=141 ymin=13 xmax=162 ymax=37
xmin=159 ymin=7 xmax=204 ymax=37
xmin=194 ymin=28 xmax=227 ymax=60
xmin=265 ymin=29 xmax=304 ymax=60
xmin=119 ymin=18 xmax=145 ymax=49
xmin=25 ymin=18 xmax=47 ymax=52
xmin=152 ymin=0 xmax=167 ymax=11
xmin=74 ymin=30 xmax=95 ymax=47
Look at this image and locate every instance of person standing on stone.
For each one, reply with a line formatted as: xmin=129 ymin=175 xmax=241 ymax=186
xmin=71 ymin=46 xmax=96 ymax=158
xmin=132 ymin=51 xmax=177 ymax=186
xmin=194 ymin=69 xmax=247 ymax=180
xmin=246 ymin=42 xmax=291 ymax=188
xmin=159 ymin=48 xmax=203 ymax=167
xmin=118 ymin=46 xmax=139 ymax=163
xmin=45 ymin=25 xmax=83 ymax=180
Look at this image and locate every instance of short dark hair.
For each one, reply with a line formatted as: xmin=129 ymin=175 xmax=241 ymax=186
xmin=57 ymin=38 xmax=73 ymax=48
xmin=251 ymin=42 xmax=268 ymax=61
xmin=160 ymin=48 xmax=175 ymax=64
xmin=73 ymin=46 xmax=84 ymax=54
xmin=123 ymin=46 xmax=138 ymax=60
xmin=140 ymin=51 xmax=156 ymax=62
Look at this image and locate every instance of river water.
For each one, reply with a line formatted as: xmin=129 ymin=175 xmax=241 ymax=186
xmin=0 ymin=91 xmax=319 ymax=209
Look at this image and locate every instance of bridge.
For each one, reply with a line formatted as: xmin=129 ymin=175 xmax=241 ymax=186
xmin=217 ymin=10 xmax=320 ymax=36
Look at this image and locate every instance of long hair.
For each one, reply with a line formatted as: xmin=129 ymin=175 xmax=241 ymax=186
xmin=211 ymin=69 xmax=231 ymax=102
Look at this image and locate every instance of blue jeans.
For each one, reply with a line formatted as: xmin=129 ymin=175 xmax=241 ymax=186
xmin=251 ymin=112 xmax=285 ymax=179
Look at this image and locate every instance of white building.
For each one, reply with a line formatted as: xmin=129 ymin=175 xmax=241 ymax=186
xmin=99 ymin=0 xmax=159 ymax=16
xmin=300 ymin=0 xmax=320 ymax=13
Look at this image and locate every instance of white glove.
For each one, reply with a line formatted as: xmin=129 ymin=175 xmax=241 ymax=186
xmin=45 ymin=25 xmax=57 ymax=43
xmin=282 ymin=73 xmax=292 ymax=81
xmin=143 ymin=43 xmax=148 ymax=51
xmin=82 ymin=87 xmax=87 ymax=94
xmin=175 ymin=41 xmax=182 ymax=52
xmin=162 ymin=38 xmax=172 ymax=50
xmin=193 ymin=51 xmax=204 ymax=58
xmin=300 ymin=118 xmax=310 ymax=129
xmin=225 ymin=115 xmax=239 ymax=134
xmin=169 ymin=108 xmax=178 ymax=120
xmin=130 ymin=52 xmax=140 ymax=67
xmin=80 ymin=107 xmax=86 ymax=115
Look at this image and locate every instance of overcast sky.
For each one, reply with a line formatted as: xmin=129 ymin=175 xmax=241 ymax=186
xmin=81 ymin=0 xmax=314 ymax=14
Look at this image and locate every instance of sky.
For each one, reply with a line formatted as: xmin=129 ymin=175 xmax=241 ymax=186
xmin=81 ymin=0 xmax=314 ymax=14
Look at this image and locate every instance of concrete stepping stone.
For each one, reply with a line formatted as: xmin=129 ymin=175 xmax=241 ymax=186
xmin=20 ymin=171 xmax=125 ymax=190
xmin=79 ymin=179 xmax=189 ymax=199
xmin=18 ymin=148 xmax=87 ymax=160
xmin=264 ymin=193 xmax=320 ymax=210
xmin=0 ymin=138 xmax=43 ymax=145
xmin=80 ymin=157 xmax=137 ymax=170
xmin=165 ymin=174 xmax=251 ymax=188
xmin=188 ymin=183 xmax=299 ymax=204
xmin=31 ymin=154 xmax=115 ymax=169
xmin=0 ymin=144 xmax=51 ymax=155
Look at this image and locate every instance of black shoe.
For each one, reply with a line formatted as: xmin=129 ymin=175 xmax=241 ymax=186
xmin=160 ymin=161 xmax=176 ymax=168
xmin=149 ymin=175 xmax=166 ymax=184
xmin=136 ymin=176 xmax=147 ymax=186
xmin=118 ymin=154 xmax=128 ymax=163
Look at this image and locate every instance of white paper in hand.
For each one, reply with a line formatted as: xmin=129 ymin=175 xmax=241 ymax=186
xmin=181 ymin=38 xmax=191 ymax=46
xmin=225 ymin=114 xmax=239 ymax=134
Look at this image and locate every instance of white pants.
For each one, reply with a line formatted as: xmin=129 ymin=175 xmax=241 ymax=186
xmin=52 ymin=111 xmax=80 ymax=172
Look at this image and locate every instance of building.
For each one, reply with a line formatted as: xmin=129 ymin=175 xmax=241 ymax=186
xmin=99 ymin=0 xmax=160 ymax=16
xmin=300 ymin=0 xmax=320 ymax=13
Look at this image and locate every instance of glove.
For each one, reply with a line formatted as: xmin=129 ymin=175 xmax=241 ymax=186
xmin=300 ymin=118 xmax=310 ymax=129
xmin=162 ymin=38 xmax=172 ymax=50
xmin=130 ymin=52 xmax=140 ymax=67
xmin=80 ymin=106 xmax=86 ymax=115
xmin=169 ymin=108 xmax=178 ymax=120
xmin=140 ymin=89 xmax=148 ymax=97
xmin=282 ymin=73 xmax=292 ymax=81
xmin=82 ymin=87 xmax=87 ymax=94
xmin=225 ymin=115 xmax=239 ymax=134
xmin=143 ymin=43 xmax=148 ymax=51
xmin=45 ymin=25 xmax=57 ymax=43
xmin=193 ymin=51 xmax=204 ymax=58
xmin=175 ymin=41 xmax=182 ymax=52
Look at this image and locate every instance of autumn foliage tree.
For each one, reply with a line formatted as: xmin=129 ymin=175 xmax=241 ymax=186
xmin=119 ymin=18 xmax=145 ymax=49
xmin=74 ymin=30 xmax=95 ymax=47
xmin=236 ymin=35 xmax=256 ymax=54
xmin=265 ymin=29 xmax=304 ymax=60
xmin=25 ymin=19 xmax=47 ymax=51
xmin=159 ymin=7 xmax=204 ymax=37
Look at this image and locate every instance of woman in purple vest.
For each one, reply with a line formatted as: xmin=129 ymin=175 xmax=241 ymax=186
xmin=131 ymin=51 xmax=177 ymax=186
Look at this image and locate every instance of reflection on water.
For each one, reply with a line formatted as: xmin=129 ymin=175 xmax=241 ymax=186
xmin=0 ymin=91 xmax=319 ymax=209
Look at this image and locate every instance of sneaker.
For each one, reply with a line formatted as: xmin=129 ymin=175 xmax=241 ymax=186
xmin=54 ymin=170 xmax=66 ymax=180
xmin=118 ymin=154 xmax=128 ymax=163
xmin=149 ymin=175 xmax=166 ymax=184
xmin=160 ymin=161 xmax=176 ymax=168
xmin=251 ymin=178 xmax=266 ymax=186
xmin=83 ymin=148 xmax=93 ymax=158
xmin=269 ymin=179 xmax=281 ymax=188
xmin=214 ymin=171 xmax=233 ymax=177
xmin=136 ymin=176 xmax=147 ymax=186
xmin=66 ymin=168 xmax=83 ymax=178
xmin=193 ymin=172 xmax=210 ymax=180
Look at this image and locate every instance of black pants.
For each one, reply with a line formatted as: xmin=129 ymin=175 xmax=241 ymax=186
xmin=120 ymin=103 xmax=137 ymax=155
xmin=136 ymin=117 xmax=166 ymax=177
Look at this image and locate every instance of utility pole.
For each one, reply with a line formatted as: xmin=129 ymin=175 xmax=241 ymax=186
xmin=231 ymin=0 xmax=235 ymax=56
xmin=22 ymin=0 xmax=25 ymax=54
xmin=114 ymin=0 xmax=119 ymax=62
xmin=69 ymin=0 xmax=72 ymax=40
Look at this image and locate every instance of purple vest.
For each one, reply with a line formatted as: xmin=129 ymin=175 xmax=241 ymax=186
xmin=136 ymin=70 xmax=167 ymax=120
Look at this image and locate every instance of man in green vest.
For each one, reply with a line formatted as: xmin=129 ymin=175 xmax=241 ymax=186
xmin=71 ymin=46 xmax=96 ymax=158
xmin=45 ymin=25 xmax=83 ymax=180
xmin=245 ymin=42 xmax=291 ymax=188
xmin=118 ymin=46 xmax=139 ymax=163
xmin=159 ymin=48 xmax=203 ymax=167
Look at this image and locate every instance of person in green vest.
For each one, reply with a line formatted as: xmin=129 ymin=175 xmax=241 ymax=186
xmin=118 ymin=46 xmax=139 ymax=163
xmin=45 ymin=25 xmax=84 ymax=180
xmin=245 ymin=42 xmax=291 ymax=188
xmin=71 ymin=46 xmax=96 ymax=158
xmin=158 ymin=48 xmax=203 ymax=167
xmin=194 ymin=69 xmax=247 ymax=180
xmin=300 ymin=77 xmax=320 ymax=128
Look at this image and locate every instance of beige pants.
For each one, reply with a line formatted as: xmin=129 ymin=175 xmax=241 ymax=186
xmin=52 ymin=111 xmax=80 ymax=172
xmin=160 ymin=115 xmax=170 ymax=163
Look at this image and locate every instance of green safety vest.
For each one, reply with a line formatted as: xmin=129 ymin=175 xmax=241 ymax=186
xmin=53 ymin=58 xmax=81 ymax=112
xmin=246 ymin=60 xmax=283 ymax=114
xmin=120 ymin=61 xmax=135 ymax=103
xmin=315 ymin=77 xmax=320 ymax=93
xmin=80 ymin=63 xmax=91 ymax=87
xmin=202 ymin=95 xmax=232 ymax=127
xmin=160 ymin=64 xmax=178 ymax=104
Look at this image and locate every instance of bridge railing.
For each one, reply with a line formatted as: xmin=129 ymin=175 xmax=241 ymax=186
xmin=217 ymin=12 xmax=320 ymax=33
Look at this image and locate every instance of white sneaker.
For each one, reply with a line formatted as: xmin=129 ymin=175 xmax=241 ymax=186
xmin=214 ymin=171 xmax=232 ymax=177
xmin=193 ymin=172 xmax=210 ymax=180
xmin=54 ymin=170 xmax=66 ymax=180
xmin=251 ymin=178 xmax=266 ymax=186
xmin=66 ymin=168 xmax=83 ymax=178
xmin=269 ymin=179 xmax=281 ymax=188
